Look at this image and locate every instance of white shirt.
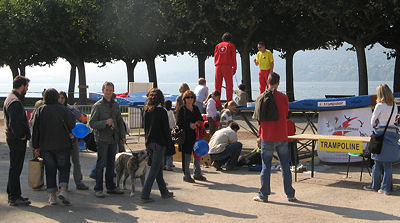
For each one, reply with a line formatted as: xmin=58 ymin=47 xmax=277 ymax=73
xmin=167 ymin=110 xmax=176 ymax=129
xmin=206 ymin=98 xmax=219 ymax=118
xmin=208 ymin=127 xmax=238 ymax=154
xmin=194 ymin=85 xmax=209 ymax=103
xmin=371 ymin=102 xmax=398 ymax=127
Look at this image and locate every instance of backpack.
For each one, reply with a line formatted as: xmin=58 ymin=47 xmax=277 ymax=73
xmin=252 ymin=89 xmax=279 ymax=121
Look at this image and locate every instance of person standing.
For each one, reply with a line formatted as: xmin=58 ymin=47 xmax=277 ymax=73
xmin=363 ymin=84 xmax=399 ymax=195
xmin=254 ymin=42 xmax=274 ymax=93
xmin=214 ymin=32 xmax=237 ymax=108
xmin=209 ymin=122 xmax=242 ymax=171
xmin=205 ymin=91 xmax=221 ymax=136
xmin=175 ymin=83 xmax=190 ymax=113
xmin=89 ymin=82 xmax=126 ymax=198
xmin=177 ymin=90 xmax=206 ymax=183
xmin=141 ymin=88 xmax=174 ymax=203
xmin=32 ymin=89 xmax=76 ymax=205
xmin=254 ymin=72 xmax=296 ymax=203
xmin=194 ymin=78 xmax=208 ymax=114
xmin=58 ymin=91 xmax=89 ymax=190
xmin=3 ymin=76 xmax=31 ymax=206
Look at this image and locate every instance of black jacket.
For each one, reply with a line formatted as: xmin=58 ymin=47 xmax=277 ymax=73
xmin=32 ymin=103 xmax=75 ymax=152
xmin=144 ymin=106 xmax=172 ymax=149
xmin=3 ymin=90 xmax=31 ymax=141
xmin=176 ymin=105 xmax=203 ymax=154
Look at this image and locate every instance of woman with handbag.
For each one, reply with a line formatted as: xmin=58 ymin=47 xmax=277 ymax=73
xmin=177 ymin=90 xmax=206 ymax=183
xmin=141 ymin=88 xmax=174 ymax=203
xmin=32 ymin=89 xmax=76 ymax=205
xmin=363 ymin=84 xmax=399 ymax=195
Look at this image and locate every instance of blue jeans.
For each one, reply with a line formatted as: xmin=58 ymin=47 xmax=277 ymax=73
xmin=141 ymin=143 xmax=168 ymax=199
xmin=164 ymin=155 xmax=173 ymax=167
xmin=94 ymin=142 xmax=117 ymax=192
xmin=210 ymin=142 xmax=242 ymax=168
xmin=42 ymin=150 xmax=71 ymax=193
xmin=259 ymin=140 xmax=295 ymax=199
xmin=371 ymin=161 xmax=392 ymax=193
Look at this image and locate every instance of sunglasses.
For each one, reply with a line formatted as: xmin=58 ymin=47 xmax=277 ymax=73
xmin=185 ymin=96 xmax=194 ymax=99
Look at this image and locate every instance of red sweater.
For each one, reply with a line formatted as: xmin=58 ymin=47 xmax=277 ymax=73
xmin=214 ymin=41 xmax=237 ymax=72
xmin=258 ymin=90 xmax=289 ymax=142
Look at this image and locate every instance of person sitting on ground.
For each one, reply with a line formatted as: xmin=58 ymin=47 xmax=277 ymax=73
xmin=209 ymin=122 xmax=243 ymax=171
xmin=235 ymin=84 xmax=248 ymax=106
xmin=194 ymin=78 xmax=208 ymax=114
xmin=175 ymin=83 xmax=190 ymax=113
xmin=220 ymin=101 xmax=237 ymax=129
xmin=205 ymin=90 xmax=221 ymax=135
xmin=164 ymin=100 xmax=176 ymax=171
xmin=237 ymin=138 xmax=262 ymax=166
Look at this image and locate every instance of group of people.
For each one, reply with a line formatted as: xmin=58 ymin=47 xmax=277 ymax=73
xmin=4 ymin=32 xmax=398 ymax=208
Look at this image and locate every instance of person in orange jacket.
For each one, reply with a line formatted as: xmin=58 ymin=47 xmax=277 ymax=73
xmin=214 ymin=32 xmax=237 ymax=108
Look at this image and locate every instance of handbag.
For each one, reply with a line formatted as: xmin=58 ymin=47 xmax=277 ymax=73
xmin=367 ymin=104 xmax=395 ymax=154
xmin=171 ymin=127 xmax=185 ymax=145
xmin=28 ymin=158 xmax=44 ymax=189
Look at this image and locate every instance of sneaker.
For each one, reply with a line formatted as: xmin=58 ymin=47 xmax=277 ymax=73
xmin=58 ymin=190 xmax=71 ymax=205
xmin=9 ymin=198 xmax=31 ymax=206
xmin=89 ymin=174 xmax=96 ymax=180
xmin=107 ymin=188 xmax=124 ymax=194
xmin=212 ymin=162 xmax=222 ymax=171
xmin=253 ymin=196 xmax=268 ymax=203
xmin=95 ymin=191 xmax=105 ymax=198
xmin=183 ymin=176 xmax=195 ymax=183
xmin=161 ymin=191 xmax=174 ymax=199
xmin=76 ymin=183 xmax=89 ymax=190
xmin=141 ymin=197 xmax=155 ymax=203
xmin=288 ymin=197 xmax=297 ymax=202
xmin=378 ymin=189 xmax=391 ymax=195
xmin=18 ymin=196 xmax=30 ymax=201
xmin=363 ymin=186 xmax=378 ymax=191
xmin=194 ymin=175 xmax=207 ymax=181
xmin=49 ymin=195 xmax=57 ymax=205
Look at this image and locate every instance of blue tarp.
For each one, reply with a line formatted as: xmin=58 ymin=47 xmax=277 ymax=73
xmin=90 ymin=92 xmax=178 ymax=107
xmin=289 ymin=95 xmax=372 ymax=111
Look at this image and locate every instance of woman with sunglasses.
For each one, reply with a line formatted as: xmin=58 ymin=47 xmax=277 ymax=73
xmin=176 ymin=90 xmax=206 ymax=183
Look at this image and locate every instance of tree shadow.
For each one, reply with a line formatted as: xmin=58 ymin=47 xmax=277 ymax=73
xmin=193 ymin=180 xmax=259 ymax=193
xmin=140 ymin=198 xmax=258 ymax=219
xmin=268 ymin=200 xmax=400 ymax=221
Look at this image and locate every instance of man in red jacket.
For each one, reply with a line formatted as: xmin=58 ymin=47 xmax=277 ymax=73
xmin=214 ymin=32 xmax=237 ymax=108
xmin=253 ymin=72 xmax=296 ymax=203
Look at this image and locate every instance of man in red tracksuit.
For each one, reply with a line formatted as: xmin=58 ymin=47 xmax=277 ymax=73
xmin=214 ymin=32 xmax=237 ymax=108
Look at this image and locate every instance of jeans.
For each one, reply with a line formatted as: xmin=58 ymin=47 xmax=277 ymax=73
xmin=371 ymin=161 xmax=392 ymax=193
xmin=210 ymin=142 xmax=242 ymax=168
xmin=259 ymin=140 xmax=295 ymax=199
xmin=94 ymin=142 xmax=117 ymax=192
xmin=6 ymin=139 xmax=27 ymax=200
xmin=207 ymin=117 xmax=218 ymax=136
xmin=141 ymin=143 xmax=168 ymax=199
xmin=71 ymin=139 xmax=84 ymax=186
xmin=182 ymin=152 xmax=202 ymax=177
xmin=164 ymin=155 xmax=173 ymax=167
xmin=42 ymin=150 xmax=71 ymax=193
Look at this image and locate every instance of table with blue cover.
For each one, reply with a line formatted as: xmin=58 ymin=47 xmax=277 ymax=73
xmin=89 ymin=92 xmax=178 ymax=107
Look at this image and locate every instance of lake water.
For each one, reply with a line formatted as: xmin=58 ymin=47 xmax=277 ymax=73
xmin=0 ymin=80 xmax=394 ymax=101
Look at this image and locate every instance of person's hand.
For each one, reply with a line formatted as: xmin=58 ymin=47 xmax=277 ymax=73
xmin=121 ymin=139 xmax=127 ymax=145
xmin=190 ymin=123 xmax=197 ymax=130
xmin=195 ymin=121 xmax=202 ymax=127
xmin=20 ymin=136 xmax=26 ymax=140
xmin=213 ymin=117 xmax=217 ymax=121
xmin=33 ymin=149 xmax=40 ymax=158
xmin=106 ymin=118 xmax=114 ymax=126
xmin=254 ymin=58 xmax=257 ymax=63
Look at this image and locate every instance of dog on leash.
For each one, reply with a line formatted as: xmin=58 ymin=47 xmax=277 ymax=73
xmin=115 ymin=150 xmax=148 ymax=197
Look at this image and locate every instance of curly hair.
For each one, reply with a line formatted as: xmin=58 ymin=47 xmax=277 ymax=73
xmin=144 ymin=88 xmax=165 ymax=112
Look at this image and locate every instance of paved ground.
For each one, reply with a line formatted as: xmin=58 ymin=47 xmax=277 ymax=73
xmin=0 ymin=116 xmax=400 ymax=222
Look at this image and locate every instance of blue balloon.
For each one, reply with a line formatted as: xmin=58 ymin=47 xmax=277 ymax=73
xmin=194 ymin=139 xmax=209 ymax=157
xmin=72 ymin=123 xmax=90 ymax=138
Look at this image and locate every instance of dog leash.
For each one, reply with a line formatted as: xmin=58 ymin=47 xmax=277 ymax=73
xmin=124 ymin=142 xmax=135 ymax=154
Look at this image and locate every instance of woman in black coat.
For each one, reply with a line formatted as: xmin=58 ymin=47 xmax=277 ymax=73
xmin=177 ymin=90 xmax=206 ymax=183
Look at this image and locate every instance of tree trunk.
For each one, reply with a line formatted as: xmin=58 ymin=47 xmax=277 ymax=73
xmin=145 ymin=56 xmax=158 ymax=88
xmin=239 ymin=50 xmax=252 ymax=101
xmin=197 ymin=54 xmax=206 ymax=79
xmin=9 ymin=64 xmax=19 ymax=78
xmin=355 ymin=43 xmax=368 ymax=95
xmin=68 ymin=61 xmax=77 ymax=103
xmin=124 ymin=59 xmax=138 ymax=91
xmin=76 ymin=60 xmax=88 ymax=103
xmin=285 ymin=50 xmax=295 ymax=102
xmin=393 ymin=52 xmax=400 ymax=93
xmin=18 ymin=66 xmax=26 ymax=76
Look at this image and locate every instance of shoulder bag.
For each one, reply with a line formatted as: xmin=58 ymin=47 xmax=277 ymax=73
xmin=367 ymin=104 xmax=395 ymax=154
